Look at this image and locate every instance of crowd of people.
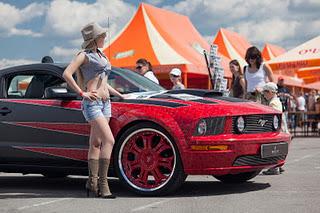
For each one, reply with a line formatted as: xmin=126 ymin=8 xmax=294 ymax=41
xmin=227 ymin=46 xmax=319 ymax=175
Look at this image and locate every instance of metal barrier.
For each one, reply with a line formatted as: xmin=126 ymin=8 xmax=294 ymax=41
xmin=288 ymin=111 xmax=320 ymax=137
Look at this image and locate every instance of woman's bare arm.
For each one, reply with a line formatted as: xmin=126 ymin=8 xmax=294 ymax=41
xmin=239 ymin=76 xmax=246 ymax=93
xmin=264 ymin=64 xmax=274 ymax=82
xmin=62 ymin=53 xmax=97 ymax=100
xmin=106 ymin=84 xmax=124 ymax=99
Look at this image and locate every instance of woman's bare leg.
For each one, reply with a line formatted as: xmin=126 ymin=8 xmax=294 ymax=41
xmin=87 ymin=123 xmax=102 ymax=160
xmin=91 ymin=116 xmax=114 ymax=159
xmin=90 ymin=116 xmax=115 ymax=198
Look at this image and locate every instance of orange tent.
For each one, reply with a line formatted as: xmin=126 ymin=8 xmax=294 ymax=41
xmin=262 ymin=43 xmax=286 ymax=61
xmin=267 ymin=35 xmax=320 ymax=77
xmin=103 ymin=3 xmax=230 ymax=89
xmin=304 ymin=81 xmax=320 ymax=90
xmin=212 ymin=28 xmax=251 ymax=67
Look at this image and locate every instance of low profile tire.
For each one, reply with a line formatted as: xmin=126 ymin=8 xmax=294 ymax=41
xmin=213 ymin=170 xmax=261 ymax=184
xmin=114 ymin=122 xmax=187 ymax=196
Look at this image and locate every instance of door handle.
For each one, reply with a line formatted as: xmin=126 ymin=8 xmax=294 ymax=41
xmin=0 ymin=107 xmax=12 ymax=116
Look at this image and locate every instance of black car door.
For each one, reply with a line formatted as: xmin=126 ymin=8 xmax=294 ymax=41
xmin=0 ymin=67 xmax=88 ymax=174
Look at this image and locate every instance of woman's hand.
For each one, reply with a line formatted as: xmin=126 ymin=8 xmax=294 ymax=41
xmin=82 ymin=90 xmax=98 ymax=101
xmin=120 ymin=94 xmax=129 ymax=99
xmin=255 ymin=87 xmax=263 ymax=93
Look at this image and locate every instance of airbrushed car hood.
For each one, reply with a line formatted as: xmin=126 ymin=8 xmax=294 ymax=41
xmin=125 ymin=90 xmax=280 ymax=117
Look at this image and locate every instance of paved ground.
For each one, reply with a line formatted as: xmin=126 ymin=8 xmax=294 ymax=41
xmin=0 ymin=137 xmax=319 ymax=213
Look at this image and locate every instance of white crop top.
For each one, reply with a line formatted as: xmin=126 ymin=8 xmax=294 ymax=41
xmin=245 ymin=64 xmax=266 ymax=92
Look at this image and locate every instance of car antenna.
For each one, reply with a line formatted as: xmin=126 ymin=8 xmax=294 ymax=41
xmin=107 ymin=17 xmax=111 ymax=59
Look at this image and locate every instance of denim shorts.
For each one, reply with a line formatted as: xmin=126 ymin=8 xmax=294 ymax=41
xmin=81 ymin=98 xmax=111 ymax=122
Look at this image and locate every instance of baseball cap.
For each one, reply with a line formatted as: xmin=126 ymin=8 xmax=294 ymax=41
xmin=278 ymin=76 xmax=284 ymax=81
xmin=170 ymin=68 xmax=181 ymax=77
xmin=263 ymin=82 xmax=278 ymax=93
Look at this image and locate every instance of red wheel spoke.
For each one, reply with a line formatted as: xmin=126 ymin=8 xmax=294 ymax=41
xmin=128 ymin=160 xmax=140 ymax=170
xmin=151 ymin=168 xmax=166 ymax=184
xmin=131 ymin=142 xmax=143 ymax=155
xmin=139 ymin=169 xmax=149 ymax=184
xmin=153 ymin=140 xmax=171 ymax=153
xmin=158 ymin=156 xmax=174 ymax=169
xmin=142 ymin=135 xmax=152 ymax=150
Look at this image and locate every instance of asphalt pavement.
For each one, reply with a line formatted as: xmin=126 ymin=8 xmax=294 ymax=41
xmin=0 ymin=137 xmax=319 ymax=213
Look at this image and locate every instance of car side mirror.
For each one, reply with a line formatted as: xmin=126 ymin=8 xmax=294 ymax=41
xmin=44 ymin=87 xmax=78 ymax=100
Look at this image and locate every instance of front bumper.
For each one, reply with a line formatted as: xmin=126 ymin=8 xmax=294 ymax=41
xmin=182 ymin=132 xmax=290 ymax=175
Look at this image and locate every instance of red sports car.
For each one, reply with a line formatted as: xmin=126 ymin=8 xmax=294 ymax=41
xmin=0 ymin=63 xmax=290 ymax=195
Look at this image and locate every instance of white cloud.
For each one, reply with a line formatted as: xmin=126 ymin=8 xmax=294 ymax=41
xmin=145 ymin=0 xmax=165 ymax=6
xmin=70 ymin=38 xmax=83 ymax=47
xmin=50 ymin=46 xmax=78 ymax=62
xmin=203 ymin=35 xmax=213 ymax=44
xmin=45 ymin=0 xmax=135 ymax=40
xmin=0 ymin=58 xmax=38 ymax=69
xmin=164 ymin=0 xmax=319 ymax=49
xmin=8 ymin=28 xmax=43 ymax=37
xmin=231 ymin=18 xmax=298 ymax=44
xmin=0 ymin=2 xmax=46 ymax=37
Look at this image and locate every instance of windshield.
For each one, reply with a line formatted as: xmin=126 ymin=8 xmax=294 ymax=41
xmin=108 ymin=67 xmax=165 ymax=94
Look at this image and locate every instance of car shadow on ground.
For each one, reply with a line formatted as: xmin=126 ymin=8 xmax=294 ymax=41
xmin=0 ymin=175 xmax=270 ymax=199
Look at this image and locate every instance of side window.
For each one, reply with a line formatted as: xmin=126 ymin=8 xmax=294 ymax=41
xmin=6 ymin=73 xmax=66 ymax=99
xmin=108 ymin=71 xmax=142 ymax=94
xmin=8 ymin=75 xmax=33 ymax=98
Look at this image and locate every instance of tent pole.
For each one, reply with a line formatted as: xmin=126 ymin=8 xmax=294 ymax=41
xmin=184 ymin=71 xmax=188 ymax=88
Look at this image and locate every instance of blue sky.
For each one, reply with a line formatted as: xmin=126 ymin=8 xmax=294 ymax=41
xmin=0 ymin=0 xmax=319 ymax=68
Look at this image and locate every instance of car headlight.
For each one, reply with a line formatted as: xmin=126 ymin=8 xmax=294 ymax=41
xmin=273 ymin=115 xmax=280 ymax=130
xmin=196 ymin=119 xmax=207 ymax=135
xmin=236 ymin=116 xmax=245 ymax=133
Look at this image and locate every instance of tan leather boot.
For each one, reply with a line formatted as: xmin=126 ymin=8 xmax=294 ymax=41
xmin=86 ymin=159 xmax=99 ymax=197
xmin=98 ymin=158 xmax=116 ymax=199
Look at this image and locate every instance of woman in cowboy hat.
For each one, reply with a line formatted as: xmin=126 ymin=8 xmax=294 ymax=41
xmin=63 ymin=22 xmax=124 ymax=199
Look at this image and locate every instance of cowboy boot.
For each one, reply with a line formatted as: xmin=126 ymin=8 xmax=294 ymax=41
xmin=98 ymin=158 xmax=116 ymax=199
xmin=86 ymin=159 xmax=99 ymax=197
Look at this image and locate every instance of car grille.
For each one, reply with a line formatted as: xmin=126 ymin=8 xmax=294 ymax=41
xmin=194 ymin=117 xmax=226 ymax=136
xmin=232 ymin=114 xmax=280 ymax=134
xmin=233 ymin=155 xmax=286 ymax=166
xmin=206 ymin=117 xmax=225 ymax=135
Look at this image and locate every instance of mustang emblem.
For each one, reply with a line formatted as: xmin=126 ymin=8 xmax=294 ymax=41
xmin=258 ymin=119 xmax=268 ymax=127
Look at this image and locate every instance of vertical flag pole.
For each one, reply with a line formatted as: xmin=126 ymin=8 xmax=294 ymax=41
xmin=203 ymin=50 xmax=214 ymax=89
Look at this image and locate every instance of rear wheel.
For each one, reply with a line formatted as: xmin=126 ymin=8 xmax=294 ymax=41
xmin=213 ymin=170 xmax=261 ymax=183
xmin=114 ymin=122 xmax=187 ymax=196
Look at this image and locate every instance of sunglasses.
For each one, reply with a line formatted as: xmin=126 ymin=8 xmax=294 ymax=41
xmin=249 ymin=55 xmax=257 ymax=60
xmin=136 ymin=65 xmax=143 ymax=70
xmin=170 ymin=74 xmax=179 ymax=78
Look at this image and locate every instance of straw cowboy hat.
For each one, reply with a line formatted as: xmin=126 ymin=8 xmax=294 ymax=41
xmin=81 ymin=22 xmax=107 ymax=49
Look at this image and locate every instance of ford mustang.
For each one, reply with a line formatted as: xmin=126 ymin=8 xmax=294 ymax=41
xmin=0 ymin=63 xmax=290 ymax=195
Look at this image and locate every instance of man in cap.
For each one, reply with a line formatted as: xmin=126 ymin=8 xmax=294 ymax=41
xmin=169 ymin=68 xmax=185 ymax=90
xmin=262 ymin=82 xmax=286 ymax=175
xmin=277 ymin=76 xmax=291 ymax=109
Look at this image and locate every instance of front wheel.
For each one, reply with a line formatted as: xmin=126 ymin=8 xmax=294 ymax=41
xmin=114 ymin=122 xmax=187 ymax=196
xmin=213 ymin=170 xmax=261 ymax=184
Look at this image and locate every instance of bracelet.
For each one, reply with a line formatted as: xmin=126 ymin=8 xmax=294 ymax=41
xmin=79 ymin=91 xmax=84 ymax=97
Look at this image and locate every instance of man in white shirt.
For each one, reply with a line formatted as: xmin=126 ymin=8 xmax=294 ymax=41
xmin=262 ymin=82 xmax=288 ymax=175
xmin=297 ymin=92 xmax=306 ymax=111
